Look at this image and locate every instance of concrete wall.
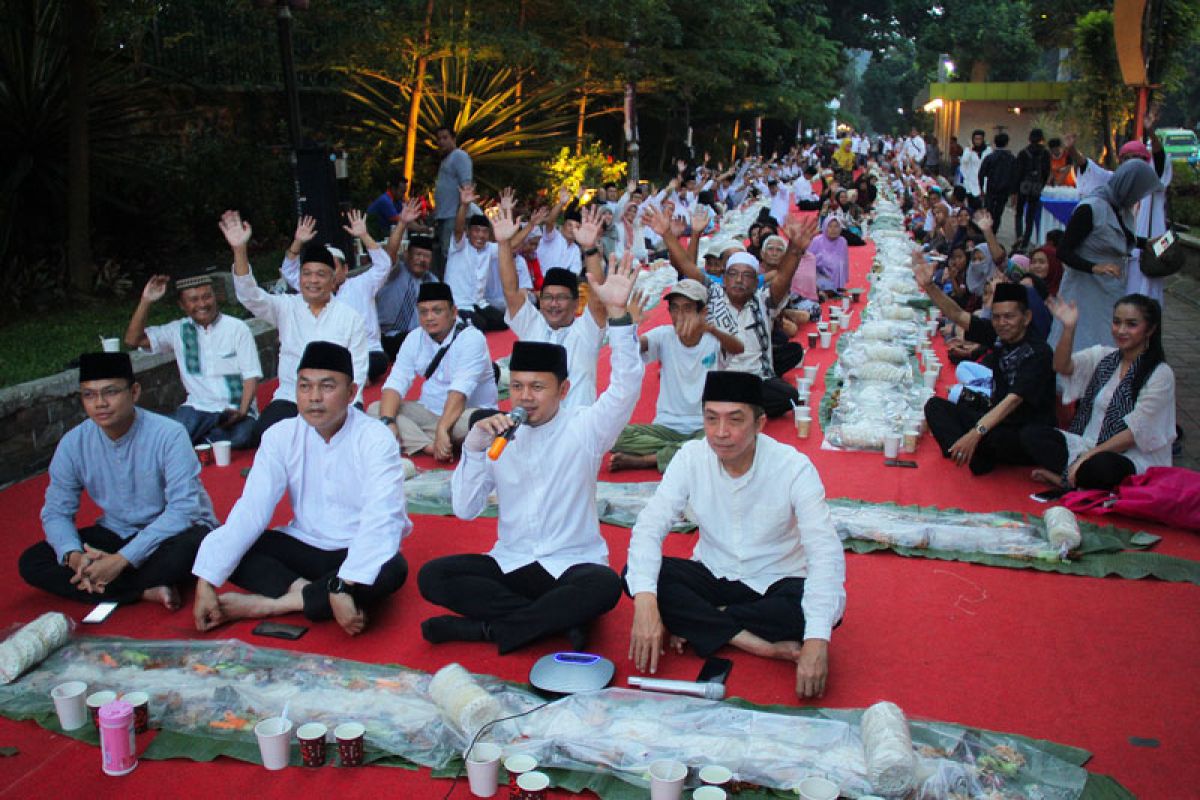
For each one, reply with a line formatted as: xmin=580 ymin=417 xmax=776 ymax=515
xmin=953 ymin=101 xmax=1060 ymax=149
xmin=0 ymin=318 xmax=278 ymax=488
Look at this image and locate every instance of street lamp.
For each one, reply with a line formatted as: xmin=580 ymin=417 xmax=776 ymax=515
xmin=827 ymin=98 xmax=841 ymax=138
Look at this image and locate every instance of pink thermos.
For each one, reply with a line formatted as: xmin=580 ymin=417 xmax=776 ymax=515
xmin=99 ymin=700 xmax=138 ymax=776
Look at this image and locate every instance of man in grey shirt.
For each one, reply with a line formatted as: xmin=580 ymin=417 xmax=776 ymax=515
xmin=434 ymin=125 xmax=473 ymax=276
xmin=19 ymin=352 xmax=216 ymax=610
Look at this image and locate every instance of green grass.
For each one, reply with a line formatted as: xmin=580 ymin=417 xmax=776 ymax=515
xmin=0 ymin=300 xmax=251 ymax=389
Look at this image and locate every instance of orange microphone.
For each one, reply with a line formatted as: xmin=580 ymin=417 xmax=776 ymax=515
xmin=487 ymin=407 xmax=529 ymax=460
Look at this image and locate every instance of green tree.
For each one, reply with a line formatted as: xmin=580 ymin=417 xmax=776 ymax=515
xmin=1064 ymin=10 xmax=1131 ymax=166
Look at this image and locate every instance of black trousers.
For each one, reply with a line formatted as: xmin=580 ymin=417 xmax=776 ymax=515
xmin=924 ymin=397 xmax=1034 ymax=475
xmin=417 ymin=555 xmax=621 ymax=653
xmin=1018 ymin=425 xmax=1137 ymax=491
xmin=625 ymin=558 xmax=807 ymax=658
xmin=227 ymin=530 xmax=408 ymax=621
xmin=460 ymin=305 xmax=508 ymax=332
xmin=368 ymin=350 xmax=389 ymax=384
xmin=1013 ymin=193 xmax=1041 ymax=246
xmin=19 ymin=524 xmax=209 ymax=605
xmin=761 ymin=376 xmax=800 ymax=418
xmin=984 ymin=193 xmax=1008 ymax=232
xmin=772 ymin=341 xmax=805 ymax=377
xmin=382 ymin=331 xmax=410 ymax=361
xmin=252 ymin=400 xmax=298 ymax=446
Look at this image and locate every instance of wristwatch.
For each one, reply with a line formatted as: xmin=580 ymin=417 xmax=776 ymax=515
xmin=380 ymin=415 xmax=397 ymax=428
xmin=328 ymin=576 xmax=355 ymax=596
xmin=975 ymin=423 xmax=989 ymax=436
xmin=582 ymin=246 xmax=600 ymax=257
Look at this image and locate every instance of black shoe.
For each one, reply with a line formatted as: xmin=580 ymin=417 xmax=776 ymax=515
xmin=420 ymin=615 xmax=491 ymax=644
xmin=566 ymin=625 xmax=590 ymax=653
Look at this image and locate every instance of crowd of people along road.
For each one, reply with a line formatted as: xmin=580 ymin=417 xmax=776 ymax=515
xmin=18 ymin=121 xmax=1178 ymax=702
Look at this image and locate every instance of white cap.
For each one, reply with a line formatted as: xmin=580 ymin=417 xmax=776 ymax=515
xmin=325 ymin=245 xmax=346 ymax=263
xmin=725 ymin=252 xmax=760 ymax=271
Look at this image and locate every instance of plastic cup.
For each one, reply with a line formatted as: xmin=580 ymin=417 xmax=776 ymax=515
xmin=923 ymin=370 xmax=938 ymax=389
xmin=829 ymin=317 xmax=839 ymax=334
xmin=211 ymin=440 xmax=232 ymax=467
xmin=120 ymin=691 xmax=149 ymax=734
xmin=194 ymin=443 xmax=213 ymax=466
xmin=254 ymin=717 xmax=293 ymax=771
xmin=820 ymin=331 xmax=831 ymax=349
xmin=699 ymin=765 xmax=733 ymax=786
xmin=816 ymin=322 xmax=829 ymax=333
xmin=516 ymin=770 xmax=550 ymax=798
xmin=296 ymin=722 xmax=327 ymax=768
xmin=850 ymin=287 xmax=863 ymax=303
xmin=87 ymin=690 xmax=117 ymax=729
xmin=883 ymin=433 xmax=901 ymax=459
xmin=794 ymin=408 xmax=812 ymax=439
xmin=798 ymin=777 xmax=840 ymax=800
xmin=903 ymin=428 xmax=920 ymax=454
xmin=806 ymin=332 xmax=818 ymax=349
xmin=334 ymin=721 xmax=365 ymax=766
xmin=803 ymin=366 xmax=818 ymax=382
xmin=649 ymin=759 xmax=687 ymax=800
xmin=464 ymin=742 xmax=502 ymax=797
xmin=100 ymin=337 xmax=120 ymax=353
xmin=841 ymin=296 xmax=851 ymax=313
xmin=504 ymin=753 xmax=538 ymax=791
xmin=797 ymin=379 xmax=811 ymax=395
xmin=694 ymin=788 xmax=727 ymax=800
xmin=51 ymin=681 xmax=88 ymax=731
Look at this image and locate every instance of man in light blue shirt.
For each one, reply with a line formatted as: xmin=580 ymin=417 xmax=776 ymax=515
xmin=19 ymin=352 xmax=216 ymax=610
xmin=433 ymin=125 xmax=473 ymax=275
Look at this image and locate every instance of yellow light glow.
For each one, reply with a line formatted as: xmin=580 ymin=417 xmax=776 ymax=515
xmin=922 ymin=98 xmax=944 ymax=113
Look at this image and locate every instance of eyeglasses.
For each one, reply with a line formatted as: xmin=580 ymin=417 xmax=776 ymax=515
xmin=80 ymin=386 xmax=129 ymax=402
xmin=724 ymin=270 xmax=757 ymax=283
xmin=541 ymin=292 xmax=574 ymax=304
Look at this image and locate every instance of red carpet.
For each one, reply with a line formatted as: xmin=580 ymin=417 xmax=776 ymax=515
xmin=0 ymin=243 xmax=1197 ymax=798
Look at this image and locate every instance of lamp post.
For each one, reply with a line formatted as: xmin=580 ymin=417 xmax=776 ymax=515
xmin=257 ymin=0 xmax=309 ymax=217
xmin=827 ymin=98 xmax=841 ymax=139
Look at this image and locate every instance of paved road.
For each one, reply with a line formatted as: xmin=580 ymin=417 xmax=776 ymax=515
xmin=1163 ymin=270 xmax=1199 ymax=471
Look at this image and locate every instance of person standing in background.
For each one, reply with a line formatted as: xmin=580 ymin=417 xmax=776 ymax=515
xmin=433 ymin=126 xmax=473 ymax=278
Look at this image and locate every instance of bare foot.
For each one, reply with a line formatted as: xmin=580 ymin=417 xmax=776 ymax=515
xmin=329 ymin=591 xmax=367 ymax=636
xmin=217 ymin=592 xmax=286 ymax=621
xmin=1031 ymin=468 xmax=1064 ymax=487
xmin=142 ymin=585 xmax=180 ymax=611
xmin=669 ymin=635 xmax=687 ymax=654
xmin=768 ymin=640 xmax=805 ymax=661
xmin=610 ymin=452 xmax=657 ymax=472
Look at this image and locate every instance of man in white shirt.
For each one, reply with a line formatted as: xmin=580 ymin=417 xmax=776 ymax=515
xmin=444 ymin=183 xmax=507 ymax=331
xmin=491 ymin=204 xmax=609 ymax=410
xmin=281 ymin=209 xmax=404 ymax=383
xmin=903 ymin=128 xmax=927 ymax=166
xmin=124 ymin=271 xmax=262 ymax=449
xmin=376 ymin=282 xmax=498 ymax=460
xmin=958 ymin=129 xmax=991 ymax=205
xmin=626 ymin=371 xmax=846 ymax=699
xmin=417 ymin=261 xmax=643 ymax=653
xmin=537 ymin=188 xmax=584 ymax=274
xmin=220 ymin=210 xmax=369 ymax=443
xmin=610 ymin=279 xmax=743 ymax=472
xmin=192 ymin=342 xmax=411 ymax=636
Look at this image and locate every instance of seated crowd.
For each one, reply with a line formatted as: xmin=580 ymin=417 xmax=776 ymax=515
xmin=18 ymin=134 xmax=1177 ymax=701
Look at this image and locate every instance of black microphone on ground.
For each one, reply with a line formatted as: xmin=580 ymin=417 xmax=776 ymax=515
xmin=487 ymin=407 xmax=529 ymax=460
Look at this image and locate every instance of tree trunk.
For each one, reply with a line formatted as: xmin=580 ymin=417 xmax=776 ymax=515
xmin=970 ymin=60 xmax=989 ymax=82
xmin=403 ymin=0 xmax=436 ymax=192
xmin=576 ymin=54 xmax=592 ymax=155
xmin=66 ymin=0 xmax=97 ymax=293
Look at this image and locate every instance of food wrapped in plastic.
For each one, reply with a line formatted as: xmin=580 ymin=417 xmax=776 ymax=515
xmin=0 ymin=612 xmax=72 ymax=684
xmin=1043 ymin=506 xmax=1083 ymax=552
xmin=849 ymin=362 xmax=911 ymax=384
xmin=429 ymin=663 xmax=504 ymax=740
xmin=861 ymin=701 xmax=917 ymax=796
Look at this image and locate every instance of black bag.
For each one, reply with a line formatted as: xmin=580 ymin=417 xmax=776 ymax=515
xmin=1138 ymin=195 xmax=1187 ymax=278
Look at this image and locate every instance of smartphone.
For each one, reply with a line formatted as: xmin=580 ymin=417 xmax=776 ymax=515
xmin=82 ymin=601 xmax=119 ymax=624
xmin=883 ymin=459 xmax=919 ymax=469
xmin=1151 ymin=229 xmax=1175 ymax=258
xmin=1030 ymin=487 xmax=1068 ymax=503
xmin=696 ymin=656 xmax=733 ymax=684
xmin=252 ymin=621 xmax=308 ymax=640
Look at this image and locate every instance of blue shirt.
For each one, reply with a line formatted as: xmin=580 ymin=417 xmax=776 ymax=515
xmin=376 ymin=264 xmax=440 ymax=335
xmin=366 ymin=191 xmax=402 ymax=231
xmin=40 ymin=409 xmax=217 ymax=567
xmin=434 ymin=149 xmax=473 ymax=220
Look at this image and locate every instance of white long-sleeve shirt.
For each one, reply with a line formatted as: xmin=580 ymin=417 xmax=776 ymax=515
xmin=450 ymin=323 xmax=644 ymax=577
xmin=282 ymin=245 xmax=391 ymax=353
xmin=626 ymin=434 xmax=846 ymax=641
xmin=193 ymin=408 xmax=411 ymax=587
xmin=504 ymin=300 xmax=603 ymax=409
xmin=445 ymin=235 xmax=497 ymax=308
xmin=233 ymin=269 xmax=369 ymax=403
xmin=536 ymin=227 xmax=582 ymax=274
xmin=959 ymin=147 xmax=992 ymax=196
xmin=382 ymin=322 xmax=498 ymax=413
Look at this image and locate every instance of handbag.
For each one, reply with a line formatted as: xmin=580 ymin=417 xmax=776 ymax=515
xmin=1137 ymin=193 xmax=1187 ymax=278
xmin=1063 ymin=466 xmax=1200 ymax=531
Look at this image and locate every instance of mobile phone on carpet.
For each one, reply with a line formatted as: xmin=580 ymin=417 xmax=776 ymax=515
xmin=82 ymin=601 xmax=119 ymax=624
xmin=696 ymin=657 xmax=733 ymax=685
xmin=1030 ymin=488 xmax=1068 ymax=503
xmin=252 ymin=622 xmax=308 ymax=640
xmin=883 ymin=459 xmax=918 ymax=468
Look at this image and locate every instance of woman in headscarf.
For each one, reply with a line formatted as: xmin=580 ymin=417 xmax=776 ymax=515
xmin=832 ymin=137 xmax=856 ymax=177
xmin=1027 ymin=245 xmax=1063 ymax=297
xmin=810 ymin=216 xmax=850 ymax=295
xmin=1050 ymin=160 xmax=1161 ymax=352
xmin=1022 ymin=294 xmax=1175 ymax=490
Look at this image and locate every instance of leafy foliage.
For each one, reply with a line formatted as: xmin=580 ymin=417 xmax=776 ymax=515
xmin=1063 ymin=10 xmax=1132 ymax=166
xmin=542 ymin=141 xmax=628 ymax=193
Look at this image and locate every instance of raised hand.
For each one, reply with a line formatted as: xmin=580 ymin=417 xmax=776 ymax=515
xmin=911 ymin=251 xmax=935 ymax=290
xmin=459 ymin=183 xmax=477 ymax=206
xmin=294 ymin=215 xmax=318 ymax=244
xmin=498 ymin=186 xmax=516 ymax=212
xmin=783 ymin=215 xmax=819 ymax=252
xmin=589 ymin=250 xmax=638 ymax=311
xmin=669 ymin=214 xmax=686 ymax=239
xmin=141 ymin=274 xmax=170 ymax=304
xmin=529 ymin=206 xmax=550 ymax=230
xmin=342 ymin=209 xmax=369 ymax=240
xmin=557 ymin=186 xmax=572 ymax=207
xmin=690 ymin=207 xmax=709 ymax=235
xmin=641 ymin=206 xmax=669 ymax=237
xmin=399 ymin=201 xmax=423 ymax=226
xmin=1045 ymin=297 xmax=1079 ymax=328
xmin=490 ymin=206 xmax=519 ymax=243
xmin=219 ymin=210 xmax=252 ymax=249
xmin=575 ymin=205 xmax=604 ymax=249
xmin=627 ymin=289 xmax=649 ymax=325
xmin=972 ymin=209 xmax=993 ymax=231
